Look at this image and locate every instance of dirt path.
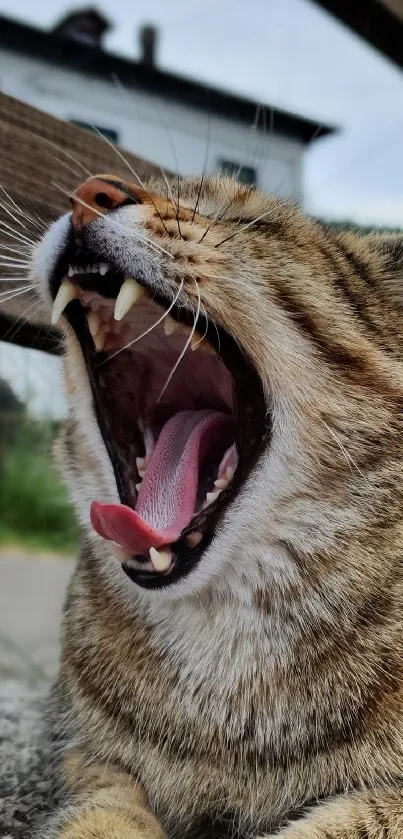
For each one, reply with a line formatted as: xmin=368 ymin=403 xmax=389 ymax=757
xmin=0 ymin=551 xmax=75 ymax=683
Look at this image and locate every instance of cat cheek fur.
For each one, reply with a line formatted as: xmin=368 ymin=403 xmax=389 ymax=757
xmin=29 ymin=174 xmax=403 ymax=838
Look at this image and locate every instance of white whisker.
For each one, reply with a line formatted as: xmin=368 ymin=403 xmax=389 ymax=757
xmin=321 ymin=419 xmax=370 ymax=485
xmin=157 ymin=279 xmax=201 ymax=402
xmin=52 ymin=182 xmax=174 ymax=261
xmin=91 ymin=128 xmax=170 ymax=237
xmin=0 ymin=284 xmax=34 ymax=303
xmin=0 ymin=243 xmax=31 ymax=256
xmin=0 ymin=198 xmax=32 ymax=232
xmin=0 ymin=256 xmax=30 ymax=266
xmin=215 ymin=207 xmax=275 ymax=247
xmin=31 ymin=132 xmax=92 ymax=178
xmin=0 ymin=219 xmax=35 ymax=246
xmin=103 ymin=279 xmax=184 ymax=364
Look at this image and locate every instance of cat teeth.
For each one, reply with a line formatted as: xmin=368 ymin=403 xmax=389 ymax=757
xmin=51 ymin=280 xmax=78 ymax=324
xmin=93 ymin=325 xmax=107 ymax=352
xmin=214 ymin=478 xmax=227 ymax=490
xmin=178 ymin=324 xmax=216 ymax=355
xmin=87 ymin=311 xmax=101 ymax=338
xmin=110 ymin=543 xmax=131 ymax=563
xmin=163 ymin=315 xmax=179 ymax=336
xmin=136 ymin=456 xmax=147 ymax=478
xmin=114 ymin=278 xmax=145 ymax=321
xmin=86 ymin=311 xmax=108 ymax=351
xmin=186 ymin=531 xmax=203 ymax=548
xmin=149 ymin=547 xmax=172 ymax=572
xmin=67 ymin=262 xmax=110 ymax=277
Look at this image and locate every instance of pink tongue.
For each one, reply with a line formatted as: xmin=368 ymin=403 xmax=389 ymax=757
xmin=91 ymin=410 xmax=232 ymax=556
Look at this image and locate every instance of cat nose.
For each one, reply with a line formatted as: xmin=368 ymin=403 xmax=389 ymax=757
xmin=71 ymin=177 xmax=128 ymax=228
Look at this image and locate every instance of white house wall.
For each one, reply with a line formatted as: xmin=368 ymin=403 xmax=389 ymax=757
xmin=0 ymin=48 xmax=304 ymax=201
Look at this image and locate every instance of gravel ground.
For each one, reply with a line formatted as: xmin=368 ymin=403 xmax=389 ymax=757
xmin=0 ymin=551 xmax=75 ymax=685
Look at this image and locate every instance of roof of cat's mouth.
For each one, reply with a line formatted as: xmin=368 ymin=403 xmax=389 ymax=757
xmin=50 ymin=244 xmax=269 ymax=588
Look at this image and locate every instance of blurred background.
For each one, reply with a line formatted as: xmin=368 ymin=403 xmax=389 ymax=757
xmin=0 ymin=0 xmax=402 ymax=682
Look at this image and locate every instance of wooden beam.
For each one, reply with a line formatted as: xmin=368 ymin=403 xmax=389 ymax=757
xmin=312 ymin=0 xmax=403 ymax=67
xmin=0 ymin=91 xmax=162 ymax=352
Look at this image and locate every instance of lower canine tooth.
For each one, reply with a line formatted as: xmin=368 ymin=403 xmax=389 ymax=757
xmin=186 ymin=531 xmax=203 ymax=548
xmin=190 ymin=331 xmax=203 ymax=351
xmin=51 ymin=280 xmax=78 ymax=324
xmin=114 ymin=278 xmax=145 ymax=321
xmin=87 ymin=311 xmax=100 ymax=338
xmin=136 ymin=456 xmax=146 ymax=478
xmin=149 ymin=547 xmax=172 ymax=572
xmin=163 ymin=315 xmax=179 ymax=336
xmin=206 ymin=491 xmax=219 ymax=505
xmin=110 ymin=543 xmax=131 ymax=563
xmin=94 ymin=326 xmax=107 ymax=351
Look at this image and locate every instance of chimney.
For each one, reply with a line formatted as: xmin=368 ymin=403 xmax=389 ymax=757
xmin=139 ymin=24 xmax=158 ymax=68
xmin=53 ymin=8 xmax=111 ymax=48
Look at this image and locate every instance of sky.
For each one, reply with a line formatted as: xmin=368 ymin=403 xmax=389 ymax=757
xmin=1 ymin=0 xmax=403 ymax=416
xmin=0 ymin=0 xmax=402 ymax=226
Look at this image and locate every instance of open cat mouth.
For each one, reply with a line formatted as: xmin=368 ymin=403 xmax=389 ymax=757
xmin=50 ymin=242 xmax=268 ymax=588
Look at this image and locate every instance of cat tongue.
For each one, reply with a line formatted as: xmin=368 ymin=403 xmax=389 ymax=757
xmin=91 ymin=410 xmax=232 ymax=556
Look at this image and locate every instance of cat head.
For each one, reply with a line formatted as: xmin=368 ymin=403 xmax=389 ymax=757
xmin=31 ymin=173 xmax=403 ymax=600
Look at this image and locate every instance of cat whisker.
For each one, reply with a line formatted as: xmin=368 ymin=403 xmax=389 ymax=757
xmin=0 ymin=219 xmax=36 ymax=246
xmin=215 ymin=207 xmax=275 ymax=247
xmin=192 ymin=111 xmax=212 ymax=222
xmin=30 ymin=132 xmax=92 ymax=178
xmin=157 ymin=279 xmax=201 ymax=403
xmin=0 ymin=255 xmax=30 ymax=266
xmin=91 ymin=126 xmax=170 ymax=238
xmin=0 ymin=284 xmax=35 ymax=303
xmin=0 ymin=244 xmax=30 ymax=256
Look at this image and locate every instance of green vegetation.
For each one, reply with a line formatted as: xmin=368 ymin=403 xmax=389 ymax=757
xmin=0 ymin=380 xmax=79 ymax=553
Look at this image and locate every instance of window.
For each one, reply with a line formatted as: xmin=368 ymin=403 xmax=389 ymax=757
xmin=69 ymin=120 xmax=119 ymax=143
xmin=219 ymin=159 xmax=257 ymax=186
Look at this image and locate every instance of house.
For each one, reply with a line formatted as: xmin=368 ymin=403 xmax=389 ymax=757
xmin=0 ymin=9 xmax=333 ymax=204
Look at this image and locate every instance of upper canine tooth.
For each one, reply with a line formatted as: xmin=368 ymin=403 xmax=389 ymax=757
xmin=51 ymin=280 xmax=78 ymax=324
xmin=114 ymin=278 xmax=145 ymax=321
xmin=68 ymin=266 xmax=74 ymax=277
xmin=163 ymin=315 xmax=179 ymax=336
xmin=149 ymin=546 xmax=172 ymax=572
xmin=87 ymin=311 xmax=101 ymax=338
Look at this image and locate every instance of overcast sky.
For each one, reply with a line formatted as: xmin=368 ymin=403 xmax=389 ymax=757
xmin=1 ymin=0 xmax=403 ymax=226
xmin=1 ymin=0 xmax=403 ymax=415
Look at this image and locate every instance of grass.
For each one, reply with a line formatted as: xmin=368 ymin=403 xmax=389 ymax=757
xmin=0 ymin=418 xmax=80 ymax=554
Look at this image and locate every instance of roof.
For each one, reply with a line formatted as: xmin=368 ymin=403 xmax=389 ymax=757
xmin=313 ymin=0 xmax=403 ymax=69
xmin=0 ymin=13 xmax=334 ymax=144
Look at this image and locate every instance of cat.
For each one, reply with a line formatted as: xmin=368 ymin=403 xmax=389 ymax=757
xmin=18 ymin=172 xmax=403 ymax=838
